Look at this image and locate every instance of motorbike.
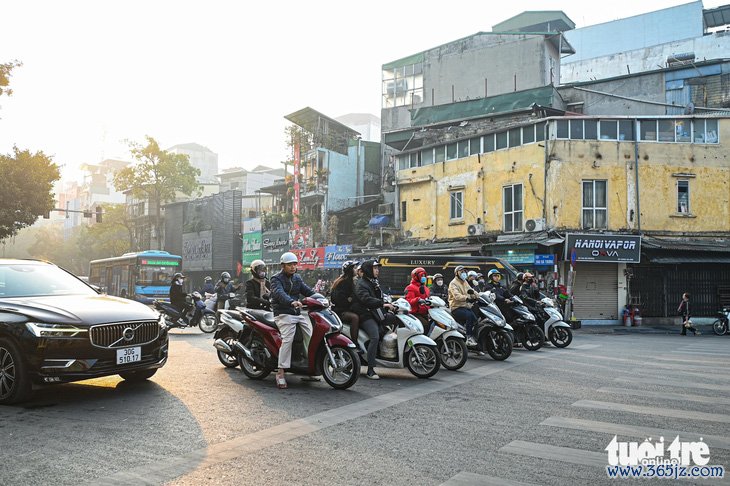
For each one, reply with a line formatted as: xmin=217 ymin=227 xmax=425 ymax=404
xmin=422 ymin=296 xmax=468 ymax=371
xmin=468 ymin=292 xmax=514 ymax=361
xmin=154 ymin=291 xmax=217 ymax=333
xmin=529 ymin=297 xmax=573 ymax=347
xmin=500 ymin=295 xmax=545 ymax=351
xmin=342 ymin=296 xmax=441 ymax=379
xmin=213 ymin=293 xmax=360 ymax=390
xmin=712 ymin=307 xmax=730 ymax=336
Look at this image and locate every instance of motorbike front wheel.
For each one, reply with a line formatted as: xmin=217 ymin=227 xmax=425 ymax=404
xmin=198 ymin=314 xmax=218 ymax=333
xmin=712 ymin=319 xmax=728 ymax=336
xmin=321 ymin=346 xmax=360 ymax=390
xmin=483 ymin=330 xmax=513 ymax=361
xmin=237 ymin=336 xmax=272 ymax=380
xmin=216 ymin=331 xmax=239 ymax=368
xmin=439 ymin=337 xmax=468 ymax=371
xmin=523 ymin=325 xmax=545 ymax=351
xmin=406 ymin=344 xmax=440 ymax=378
xmin=548 ymin=326 xmax=573 ymax=348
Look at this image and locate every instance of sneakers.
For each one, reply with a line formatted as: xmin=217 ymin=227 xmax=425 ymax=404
xmin=366 ymin=370 xmax=380 ymax=380
xmin=466 ymin=336 xmax=478 ymax=347
xmin=477 ymin=351 xmax=486 ymax=356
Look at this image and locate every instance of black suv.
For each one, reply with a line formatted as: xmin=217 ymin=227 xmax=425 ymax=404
xmin=0 ymin=259 xmax=169 ymax=404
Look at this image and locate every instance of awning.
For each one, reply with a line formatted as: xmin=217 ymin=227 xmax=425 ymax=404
xmin=648 ymin=256 xmax=730 ymax=264
xmin=368 ymin=215 xmax=391 ymax=229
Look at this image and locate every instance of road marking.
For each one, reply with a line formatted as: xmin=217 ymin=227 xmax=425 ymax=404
xmin=671 ymin=350 xmax=729 ymax=357
xmin=573 ymin=344 xmax=601 ymax=350
xmin=614 ymin=376 xmax=730 ymax=393
xmin=564 ymin=352 xmax=728 ymax=372
xmin=541 ymin=416 xmax=730 ymax=450
xmin=499 ymin=440 xmax=606 ymax=467
xmin=572 ymin=400 xmax=730 ymax=424
xmin=597 ymin=387 xmax=730 ymax=405
xmin=88 ymin=353 xmax=551 ymax=485
xmin=441 ymin=472 xmax=537 ymax=486
xmin=656 ymin=356 xmax=729 ymax=365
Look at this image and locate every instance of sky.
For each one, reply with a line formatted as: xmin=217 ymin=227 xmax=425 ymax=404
xmin=1 ymin=0 xmax=725 ymax=183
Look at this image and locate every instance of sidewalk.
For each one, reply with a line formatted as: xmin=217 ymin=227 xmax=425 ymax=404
xmin=576 ymin=322 xmax=720 ymax=335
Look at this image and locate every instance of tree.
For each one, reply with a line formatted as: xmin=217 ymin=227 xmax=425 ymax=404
xmin=79 ymin=203 xmax=135 ymax=258
xmin=114 ymin=136 xmax=200 ymax=249
xmin=0 ymin=60 xmax=22 ymax=100
xmin=0 ymin=147 xmax=60 ymax=239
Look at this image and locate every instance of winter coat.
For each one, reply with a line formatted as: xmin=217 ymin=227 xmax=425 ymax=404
xmin=270 ymin=271 xmax=314 ymax=316
xmin=448 ymin=277 xmax=474 ymax=310
xmin=405 ymin=277 xmax=430 ymax=315
xmin=245 ymin=278 xmax=271 ymax=310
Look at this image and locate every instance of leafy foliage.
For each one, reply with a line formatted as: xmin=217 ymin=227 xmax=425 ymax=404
xmin=0 ymin=147 xmax=60 ymax=239
xmin=0 ymin=60 xmax=21 ymax=99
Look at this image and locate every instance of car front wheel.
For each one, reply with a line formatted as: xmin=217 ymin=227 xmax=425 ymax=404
xmin=0 ymin=337 xmax=32 ymax=405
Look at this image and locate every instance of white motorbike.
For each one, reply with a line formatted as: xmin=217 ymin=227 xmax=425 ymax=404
xmin=712 ymin=307 xmax=729 ymax=336
xmin=536 ymin=297 xmax=573 ymax=348
xmin=423 ymin=296 xmax=468 ymax=371
xmin=342 ymin=296 xmax=441 ymax=379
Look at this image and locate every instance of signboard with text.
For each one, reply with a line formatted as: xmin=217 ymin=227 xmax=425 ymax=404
xmin=324 ymin=245 xmax=353 ymax=269
xmin=292 ymin=247 xmax=325 ymax=270
xmin=242 ymin=231 xmax=263 ymax=266
xmin=534 ymin=254 xmax=556 ymax=266
xmin=565 ymin=234 xmax=641 ymax=263
xmin=262 ymin=230 xmax=291 ymax=264
xmin=182 ymin=230 xmax=213 ymax=271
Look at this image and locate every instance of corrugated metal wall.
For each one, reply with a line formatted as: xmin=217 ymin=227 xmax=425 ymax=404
xmin=164 ymin=204 xmax=184 ymax=258
xmin=631 ymin=263 xmax=730 ymax=317
xmin=572 ymin=263 xmax=619 ymax=320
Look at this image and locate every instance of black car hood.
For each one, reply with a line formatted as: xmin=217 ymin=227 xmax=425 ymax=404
xmin=0 ymin=294 xmax=159 ymax=326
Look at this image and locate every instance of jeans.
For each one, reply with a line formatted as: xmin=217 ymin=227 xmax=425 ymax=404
xmin=274 ymin=314 xmax=312 ymax=369
xmin=360 ymin=319 xmax=380 ymax=370
xmin=452 ymin=307 xmax=477 ymax=337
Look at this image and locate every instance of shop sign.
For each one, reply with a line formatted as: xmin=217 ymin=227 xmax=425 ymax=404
xmin=324 ymin=245 xmax=353 ymax=269
xmin=262 ymin=230 xmax=290 ymax=264
xmin=182 ymin=230 xmax=212 ymax=271
xmin=291 ymin=247 xmax=325 ymax=270
xmin=242 ymin=231 xmax=263 ymax=266
xmin=565 ymin=234 xmax=641 ymax=263
xmin=534 ymin=254 xmax=555 ymax=266
xmin=491 ymin=249 xmax=535 ymax=264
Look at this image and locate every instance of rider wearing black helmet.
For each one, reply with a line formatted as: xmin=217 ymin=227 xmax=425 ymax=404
xmin=215 ymin=271 xmax=241 ymax=310
xmin=430 ymin=273 xmax=448 ymax=302
xmin=330 ymin=260 xmax=360 ymax=344
xmin=169 ymin=272 xmax=187 ymax=313
xmin=245 ymin=259 xmax=271 ymax=310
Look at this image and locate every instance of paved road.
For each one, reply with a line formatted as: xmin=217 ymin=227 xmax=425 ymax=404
xmin=1 ymin=329 xmax=728 ymax=485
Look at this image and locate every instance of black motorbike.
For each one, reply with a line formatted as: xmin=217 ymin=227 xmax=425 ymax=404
xmin=713 ymin=307 xmax=730 ymax=336
xmin=468 ymin=292 xmax=514 ymax=361
xmin=498 ymin=296 xmax=545 ymax=351
xmin=154 ymin=292 xmax=217 ymax=333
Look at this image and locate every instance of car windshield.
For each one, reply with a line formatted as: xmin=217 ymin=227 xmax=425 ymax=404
xmin=0 ymin=263 xmax=98 ymax=298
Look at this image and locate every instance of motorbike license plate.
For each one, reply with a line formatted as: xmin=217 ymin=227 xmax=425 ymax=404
xmin=116 ymin=346 xmax=141 ymax=365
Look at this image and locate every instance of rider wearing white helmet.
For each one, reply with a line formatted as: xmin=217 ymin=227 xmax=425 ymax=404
xmin=270 ymin=251 xmax=316 ymax=388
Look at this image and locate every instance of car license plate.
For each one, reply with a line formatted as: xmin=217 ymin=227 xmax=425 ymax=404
xmin=117 ymin=346 xmax=141 ymax=365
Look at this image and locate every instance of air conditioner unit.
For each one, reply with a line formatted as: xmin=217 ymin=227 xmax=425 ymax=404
xmin=525 ymin=218 xmax=546 ymax=232
xmin=377 ymin=203 xmax=393 ymax=215
xmin=467 ymin=223 xmax=485 ymax=236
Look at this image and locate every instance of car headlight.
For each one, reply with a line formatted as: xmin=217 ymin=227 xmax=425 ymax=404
xmin=158 ymin=314 xmax=167 ymax=329
xmin=26 ymin=322 xmax=88 ymax=338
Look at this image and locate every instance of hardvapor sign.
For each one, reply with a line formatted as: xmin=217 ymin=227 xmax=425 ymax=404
xmin=565 ymin=234 xmax=641 ymax=263
xmin=324 ymin=245 xmax=353 ymax=269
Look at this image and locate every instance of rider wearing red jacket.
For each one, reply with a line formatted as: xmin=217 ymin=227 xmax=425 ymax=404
xmin=405 ymin=267 xmax=431 ymax=319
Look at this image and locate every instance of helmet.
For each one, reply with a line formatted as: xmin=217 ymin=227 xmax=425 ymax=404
xmin=280 ymin=252 xmax=298 ymax=264
xmin=220 ymin=271 xmax=231 ymax=280
xmin=191 ymin=291 xmax=202 ymax=300
xmin=173 ymin=272 xmax=185 ymax=280
xmin=204 ymin=276 xmax=212 ymax=282
xmin=523 ymin=272 xmax=534 ymax=282
xmin=487 ymin=269 xmax=502 ymax=279
xmin=341 ymin=260 xmax=357 ymax=273
xmin=477 ymin=273 xmax=484 ymax=279
xmin=515 ymin=272 xmax=525 ymax=282
xmin=454 ymin=265 xmax=466 ymax=276
xmin=467 ymin=270 xmax=478 ymax=279
xmin=250 ymin=259 xmax=266 ymax=272
xmin=433 ymin=273 xmax=443 ymax=279
xmin=411 ymin=267 xmax=426 ymax=279
xmin=360 ymin=259 xmax=380 ymax=278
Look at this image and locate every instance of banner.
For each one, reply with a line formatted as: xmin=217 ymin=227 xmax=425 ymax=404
xmin=242 ymin=231 xmax=263 ymax=266
xmin=289 ymin=226 xmax=312 ymax=250
xmin=324 ymin=245 xmax=353 ymax=269
xmin=262 ymin=230 xmax=290 ymax=264
xmin=291 ymin=247 xmax=324 ymax=270
xmin=182 ymin=230 xmax=213 ymax=271
xmin=293 ymin=142 xmax=300 ymax=226
xmin=242 ymin=217 xmax=261 ymax=234
xmin=565 ymin=234 xmax=641 ymax=263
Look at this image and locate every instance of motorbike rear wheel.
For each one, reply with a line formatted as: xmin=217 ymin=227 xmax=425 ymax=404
xmin=483 ymin=330 xmax=513 ymax=361
xmin=198 ymin=314 xmax=218 ymax=333
xmin=406 ymin=344 xmax=440 ymax=378
xmin=237 ymin=336 xmax=272 ymax=380
xmin=439 ymin=337 xmax=468 ymax=370
xmin=523 ymin=325 xmax=545 ymax=351
xmin=712 ymin=319 xmax=728 ymax=336
xmin=321 ymin=346 xmax=360 ymax=390
xmin=548 ymin=326 xmax=573 ymax=348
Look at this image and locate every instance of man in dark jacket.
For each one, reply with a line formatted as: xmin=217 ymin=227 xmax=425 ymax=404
xmin=678 ymin=292 xmax=700 ymax=335
xmin=429 ymin=273 xmax=448 ymax=302
xmin=270 ymin=251 xmax=316 ymax=388
xmin=352 ymin=259 xmax=395 ymax=380
xmin=215 ymin=271 xmax=242 ymax=310
xmin=518 ymin=272 xmax=542 ymax=307
xmin=245 ymin=259 xmax=271 ymax=310
xmin=486 ymin=269 xmax=515 ymax=321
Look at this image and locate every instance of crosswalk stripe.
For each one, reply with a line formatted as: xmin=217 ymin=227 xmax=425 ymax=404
xmin=440 ymin=472 xmax=537 ymax=486
xmin=597 ymin=386 xmax=730 ymax=405
xmin=573 ymin=344 xmax=601 ymax=350
xmin=670 ymin=350 xmax=729 ymax=357
xmin=565 ymin=352 xmax=725 ymax=372
xmin=499 ymin=440 xmax=606 ymax=467
xmin=573 ymin=400 xmax=730 ymax=423
xmin=541 ymin=416 xmax=730 ymax=450
xmin=615 ymin=376 xmax=730 ymax=392
xmin=656 ymin=356 xmax=729 ymax=365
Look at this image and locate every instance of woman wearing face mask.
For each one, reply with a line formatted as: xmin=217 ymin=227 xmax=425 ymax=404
xmin=169 ymin=272 xmax=187 ymax=313
xmin=448 ymin=265 xmax=479 ymax=347
xmin=430 ymin=273 xmax=448 ymax=302
xmin=405 ymin=267 xmax=431 ymax=326
xmin=245 ymin=260 xmax=271 ymax=310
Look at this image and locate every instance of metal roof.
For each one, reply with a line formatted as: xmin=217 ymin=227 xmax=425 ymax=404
xmin=284 ymin=107 xmax=360 ymax=138
xmin=704 ymin=4 xmax=730 ymax=28
xmin=641 ymin=235 xmax=730 ymax=252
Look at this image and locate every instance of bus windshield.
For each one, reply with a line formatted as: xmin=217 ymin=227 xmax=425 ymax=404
xmin=137 ymin=265 xmax=178 ymax=287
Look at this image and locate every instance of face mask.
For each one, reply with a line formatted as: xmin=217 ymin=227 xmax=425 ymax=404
xmin=435 ymin=280 xmax=443 ymax=286
xmin=176 ymin=279 xmax=182 ymax=285
xmin=420 ymin=276 xmax=426 ymax=284
xmin=459 ymin=272 xmax=467 ymax=280
xmin=257 ymin=271 xmax=266 ymax=278
xmin=479 ymin=279 xmax=485 ymax=284
xmin=223 ymin=278 xmax=230 ymax=283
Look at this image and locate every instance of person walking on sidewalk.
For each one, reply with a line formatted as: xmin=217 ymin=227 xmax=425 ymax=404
xmin=677 ymin=292 xmax=700 ymax=336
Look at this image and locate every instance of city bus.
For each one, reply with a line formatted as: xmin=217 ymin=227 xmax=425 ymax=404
xmin=89 ymin=250 xmax=183 ymax=302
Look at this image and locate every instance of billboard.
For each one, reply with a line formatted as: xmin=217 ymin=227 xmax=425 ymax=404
xmin=242 ymin=231 xmax=263 ymax=266
xmin=262 ymin=230 xmax=290 ymax=264
xmin=565 ymin=234 xmax=641 ymax=263
xmin=324 ymin=245 xmax=353 ymax=269
xmin=182 ymin=230 xmax=213 ymax=271
xmin=291 ymin=247 xmax=325 ymax=270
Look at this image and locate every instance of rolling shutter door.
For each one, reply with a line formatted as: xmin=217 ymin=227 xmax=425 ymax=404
xmin=572 ymin=263 xmax=618 ymax=320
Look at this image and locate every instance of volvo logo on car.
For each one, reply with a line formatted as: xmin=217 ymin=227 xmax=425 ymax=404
xmin=122 ymin=327 xmax=135 ymax=342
